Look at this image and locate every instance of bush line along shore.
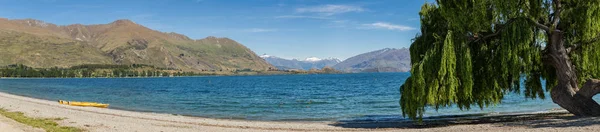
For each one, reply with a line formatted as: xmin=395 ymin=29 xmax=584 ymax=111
xmin=0 ymin=64 xmax=342 ymax=78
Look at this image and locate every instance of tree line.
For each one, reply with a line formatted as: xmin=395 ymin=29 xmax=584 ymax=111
xmin=0 ymin=64 xmax=207 ymax=78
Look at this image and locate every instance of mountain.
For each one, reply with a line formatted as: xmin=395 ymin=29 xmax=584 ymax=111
xmin=333 ymin=48 xmax=410 ymax=72
xmin=0 ymin=18 xmax=273 ymax=71
xmin=260 ymin=55 xmax=341 ymax=70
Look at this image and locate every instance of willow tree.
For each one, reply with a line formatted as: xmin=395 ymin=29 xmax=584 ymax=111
xmin=401 ymin=0 xmax=600 ymax=120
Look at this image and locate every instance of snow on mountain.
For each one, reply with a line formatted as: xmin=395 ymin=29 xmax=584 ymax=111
xmin=326 ymin=57 xmax=342 ymax=63
xmin=259 ymin=54 xmax=272 ymax=58
xmin=260 ymin=55 xmax=341 ymax=70
xmin=333 ymin=48 xmax=411 ymax=73
xmin=304 ymin=57 xmax=322 ymax=62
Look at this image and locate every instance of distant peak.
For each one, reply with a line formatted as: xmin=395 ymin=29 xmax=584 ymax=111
xmin=201 ymin=36 xmax=235 ymax=42
xmin=167 ymin=32 xmax=191 ymax=40
xmin=111 ymin=19 xmax=136 ymax=25
xmin=260 ymin=54 xmax=272 ymax=58
xmin=70 ymin=23 xmax=84 ymax=26
xmin=204 ymin=36 xmax=230 ymax=39
xmin=18 ymin=19 xmax=51 ymax=27
xmin=326 ymin=57 xmax=342 ymax=62
xmin=304 ymin=57 xmax=322 ymax=62
xmin=377 ymin=48 xmax=397 ymax=53
xmin=114 ymin=19 xmax=134 ymax=23
xmin=262 ymin=55 xmax=339 ymax=62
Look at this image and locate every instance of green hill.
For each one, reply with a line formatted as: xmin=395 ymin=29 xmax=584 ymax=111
xmin=0 ymin=18 xmax=273 ymax=71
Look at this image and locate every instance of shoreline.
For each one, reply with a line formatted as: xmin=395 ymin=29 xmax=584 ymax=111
xmin=0 ymin=72 xmax=408 ymax=79
xmin=0 ymin=91 xmax=354 ymax=131
xmin=1 ymin=91 xmax=600 ymax=131
xmin=0 ymin=84 xmax=567 ymax=123
xmin=0 ymin=84 xmax=559 ymax=123
xmin=0 ymin=89 xmax=569 ymax=122
xmin=0 ymin=72 xmax=359 ymax=79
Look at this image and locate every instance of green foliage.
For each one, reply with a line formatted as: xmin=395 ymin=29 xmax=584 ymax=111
xmin=562 ymin=0 xmax=600 ymax=87
xmin=401 ymin=0 xmax=600 ymax=120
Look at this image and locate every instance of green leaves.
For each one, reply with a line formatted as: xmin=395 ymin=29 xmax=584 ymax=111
xmin=562 ymin=0 xmax=600 ymax=87
xmin=400 ymin=0 xmax=583 ymax=120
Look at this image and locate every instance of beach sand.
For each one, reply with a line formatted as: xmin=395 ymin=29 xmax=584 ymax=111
xmin=1 ymin=91 xmax=600 ymax=132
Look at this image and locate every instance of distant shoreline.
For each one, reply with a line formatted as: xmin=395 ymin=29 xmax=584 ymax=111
xmin=1 ymin=90 xmax=600 ymax=131
xmin=0 ymin=64 xmax=351 ymax=78
xmin=0 ymin=72 xmax=410 ymax=79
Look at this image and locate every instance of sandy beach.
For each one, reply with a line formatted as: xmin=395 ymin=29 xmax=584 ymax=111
xmin=0 ymin=92 xmax=600 ymax=132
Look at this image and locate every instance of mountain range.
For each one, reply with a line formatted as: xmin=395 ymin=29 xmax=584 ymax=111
xmin=260 ymin=55 xmax=340 ymax=70
xmin=333 ymin=48 xmax=411 ymax=72
xmin=0 ymin=18 xmax=273 ymax=71
xmin=261 ymin=48 xmax=411 ymax=73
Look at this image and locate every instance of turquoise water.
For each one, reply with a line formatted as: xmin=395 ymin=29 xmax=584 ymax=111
xmin=0 ymin=73 xmax=595 ymax=121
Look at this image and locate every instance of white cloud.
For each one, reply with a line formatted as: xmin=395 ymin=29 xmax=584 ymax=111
xmin=274 ymin=15 xmax=331 ymax=20
xmin=296 ymin=5 xmax=365 ymax=16
xmin=361 ymin=22 xmax=415 ymax=31
xmin=244 ymin=28 xmax=278 ymax=33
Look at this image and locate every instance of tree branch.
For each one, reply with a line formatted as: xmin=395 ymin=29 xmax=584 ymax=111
xmin=567 ymin=34 xmax=600 ymax=53
xmin=541 ymin=49 xmax=555 ymax=65
xmin=577 ymin=79 xmax=600 ymax=99
xmin=471 ymin=17 xmax=550 ymax=44
xmin=552 ymin=0 xmax=561 ymax=29
xmin=525 ymin=17 xmax=550 ymax=32
xmin=472 ymin=31 xmax=501 ymax=44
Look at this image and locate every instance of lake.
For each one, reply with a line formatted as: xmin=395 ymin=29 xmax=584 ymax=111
xmin=0 ymin=73 xmax=587 ymax=121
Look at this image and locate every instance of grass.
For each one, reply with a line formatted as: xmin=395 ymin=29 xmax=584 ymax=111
xmin=0 ymin=31 xmax=114 ymax=68
xmin=0 ymin=108 xmax=83 ymax=132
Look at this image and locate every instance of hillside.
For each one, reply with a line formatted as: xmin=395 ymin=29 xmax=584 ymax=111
xmin=0 ymin=18 xmax=273 ymax=71
xmin=333 ymin=48 xmax=410 ymax=72
xmin=260 ymin=55 xmax=340 ymax=70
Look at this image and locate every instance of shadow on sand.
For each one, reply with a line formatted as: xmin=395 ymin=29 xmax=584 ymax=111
xmin=330 ymin=111 xmax=600 ymax=129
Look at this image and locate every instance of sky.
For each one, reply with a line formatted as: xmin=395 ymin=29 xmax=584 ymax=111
xmin=0 ymin=0 xmax=427 ymax=60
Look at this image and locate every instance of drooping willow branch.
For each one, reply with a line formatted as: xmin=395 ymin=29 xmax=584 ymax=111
xmin=470 ymin=17 xmax=550 ymax=44
xmin=567 ymin=34 xmax=600 ymax=54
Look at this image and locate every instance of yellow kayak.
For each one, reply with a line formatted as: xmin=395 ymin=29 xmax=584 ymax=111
xmin=58 ymin=100 xmax=109 ymax=108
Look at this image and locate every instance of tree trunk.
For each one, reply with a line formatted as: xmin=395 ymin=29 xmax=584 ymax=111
xmin=548 ymin=31 xmax=600 ymax=116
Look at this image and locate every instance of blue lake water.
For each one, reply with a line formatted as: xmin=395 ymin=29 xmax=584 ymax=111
xmin=0 ymin=73 xmax=597 ymax=121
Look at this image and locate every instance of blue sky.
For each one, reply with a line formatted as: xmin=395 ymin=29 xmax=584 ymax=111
xmin=0 ymin=0 xmax=426 ymax=60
